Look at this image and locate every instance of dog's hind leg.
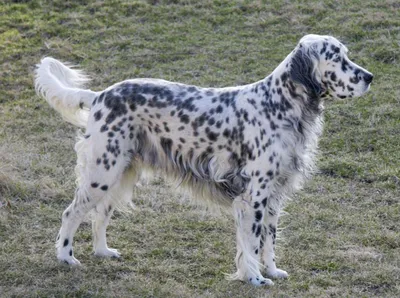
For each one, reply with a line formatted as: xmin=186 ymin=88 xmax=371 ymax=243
xmin=56 ymin=136 xmax=131 ymax=265
xmin=92 ymin=202 xmax=119 ymax=258
xmin=56 ymin=186 xmax=108 ymax=265
xmin=92 ymin=167 xmax=138 ymax=258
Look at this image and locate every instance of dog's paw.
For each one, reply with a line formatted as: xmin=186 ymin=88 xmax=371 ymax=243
xmin=266 ymin=268 xmax=289 ymax=279
xmin=248 ymin=276 xmax=274 ymax=286
xmin=58 ymin=255 xmax=81 ymax=266
xmin=94 ymin=247 xmax=121 ymax=258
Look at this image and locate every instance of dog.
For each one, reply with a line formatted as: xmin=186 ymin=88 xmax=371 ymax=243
xmin=35 ymin=34 xmax=373 ymax=286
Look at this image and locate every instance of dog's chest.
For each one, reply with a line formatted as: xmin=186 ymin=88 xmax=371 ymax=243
xmin=262 ymin=114 xmax=322 ymax=188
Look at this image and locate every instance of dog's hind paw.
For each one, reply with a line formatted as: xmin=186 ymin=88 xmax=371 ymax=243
xmin=94 ymin=247 xmax=121 ymax=258
xmin=59 ymin=256 xmax=81 ymax=266
xmin=248 ymin=276 xmax=274 ymax=286
xmin=266 ymin=268 xmax=289 ymax=279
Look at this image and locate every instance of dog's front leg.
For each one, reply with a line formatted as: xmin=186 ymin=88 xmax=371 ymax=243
xmin=229 ymin=191 xmax=274 ymax=286
xmin=261 ymin=201 xmax=288 ymax=279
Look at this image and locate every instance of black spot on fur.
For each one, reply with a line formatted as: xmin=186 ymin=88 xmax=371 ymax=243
xmin=341 ymin=59 xmax=350 ymax=73
xmin=91 ymin=182 xmax=99 ymax=188
xmin=104 ymin=93 xmax=128 ymax=124
xmin=320 ymin=42 xmax=328 ymax=54
xmin=94 ymin=110 xmax=102 ymax=121
xmin=63 ymin=239 xmax=69 ymax=247
xmin=207 ymin=131 xmax=219 ymax=142
xmin=129 ymin=102 xmax=137 ymax=112
xmin=180 ymin=114 xmax=190 ymax=124
xmin=187 ymin=86 xmax=197 ymax=93
xmin=160 ymin=137 xmax=173 ymax=155
xmin=331 ymin=45 xmax=340 ymax=53
xmin=262 ymin=198 xmax=267 ymax=207
xmin=100 ymin=125 xmax=108 ymax=132
xmin=255 ymin=210 xmax=263 ymax=222
xmin=223 ymin=128 xmax=231 ymax=138
xmin=255 ymin=225 xmax=262 ymax=237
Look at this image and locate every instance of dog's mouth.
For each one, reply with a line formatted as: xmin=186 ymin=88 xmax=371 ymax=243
xmin=364 ymin=83 xmax=372 ymax=93
xmin=362 ymin=80 xmax=373 ymax=95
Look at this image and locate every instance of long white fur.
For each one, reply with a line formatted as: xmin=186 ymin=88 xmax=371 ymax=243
xmin=35 ymin=57 xmax=98 ymax=127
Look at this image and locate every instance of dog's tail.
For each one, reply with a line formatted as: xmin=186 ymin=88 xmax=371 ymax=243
xmin=35 ymin=57 xmax=99 ymax=128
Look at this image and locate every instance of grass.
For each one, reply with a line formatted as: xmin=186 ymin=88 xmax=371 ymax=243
xmin=0 ymin=0 xmax=399 ymax=296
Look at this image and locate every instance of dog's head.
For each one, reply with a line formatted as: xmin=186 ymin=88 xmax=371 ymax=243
xmin=290 ymin=34 xmax=373 ymax=100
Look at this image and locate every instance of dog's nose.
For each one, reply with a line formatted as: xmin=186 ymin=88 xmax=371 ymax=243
xmin=364 ymin=73 xmax=373 ymax=84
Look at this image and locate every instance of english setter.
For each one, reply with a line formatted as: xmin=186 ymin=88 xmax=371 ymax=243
xmin=35 ymin=34 xmax=373 ymax=286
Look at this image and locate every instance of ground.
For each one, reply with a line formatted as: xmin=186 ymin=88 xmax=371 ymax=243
xmin=0 ymin=0 xmax=399 ymax=297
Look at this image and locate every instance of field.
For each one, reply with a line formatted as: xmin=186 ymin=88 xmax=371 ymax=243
xmin=1 ymin=0 xmax=399 ymax=297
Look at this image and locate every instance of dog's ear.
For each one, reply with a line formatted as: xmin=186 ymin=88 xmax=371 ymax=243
xmin=289 ymin=43 xmax=322 ymax=100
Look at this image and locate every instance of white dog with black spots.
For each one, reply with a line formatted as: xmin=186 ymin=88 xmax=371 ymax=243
xmin=35 ymin=34 xmax=373 ymax=286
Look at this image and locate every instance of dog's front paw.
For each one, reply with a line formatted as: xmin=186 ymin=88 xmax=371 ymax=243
xmin=248 ymin=276 xmax=274 ymax=286
xmin=266 ymin=268 xmax=289 ymax=279
xmin=94 ymin=247 xmax=121 ymax=258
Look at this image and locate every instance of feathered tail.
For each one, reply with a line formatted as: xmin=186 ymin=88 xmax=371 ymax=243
xmin=35 ymin=57 xmax=99 ymax=127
